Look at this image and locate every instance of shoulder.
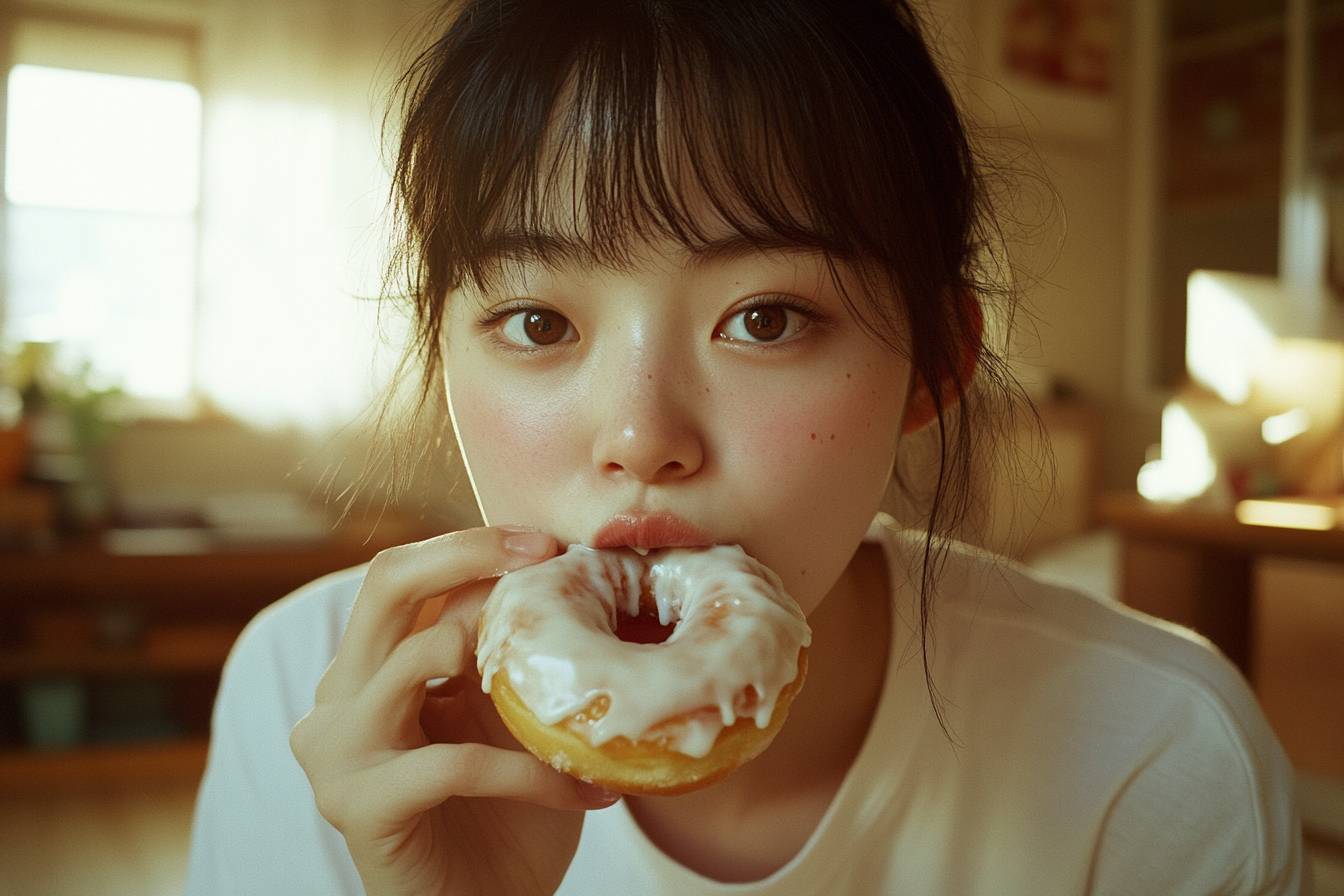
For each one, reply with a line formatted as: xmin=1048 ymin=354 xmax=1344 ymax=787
xmin=242 ymin=561 xmax=369 ymax=642
xmin=881 ymin=521 xmax=1271 ymax=739
xmin=231 ymin=563 xmax=368 ymax=670
xmin=186 ymin=564 xmax=371 ymax=894
xmin=876 ymin=521 xmax=1305 ymax=893
xmin=941 ymin=534 xmax=1277 ymax=755
xmin=219 ymin=562 xmax=369 ymax=721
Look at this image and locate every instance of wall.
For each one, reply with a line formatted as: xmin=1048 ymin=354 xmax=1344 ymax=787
xmin=925 ymin=0 xmax=1159 ymax=494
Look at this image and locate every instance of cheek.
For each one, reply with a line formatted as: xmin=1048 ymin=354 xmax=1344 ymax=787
xmin=449 ymin=378 xmax=579 ymax=496
xmin=729 ymin=362 xmax=904 ymax=612
xmin=742 ymin=364 xmax=902 ymax=467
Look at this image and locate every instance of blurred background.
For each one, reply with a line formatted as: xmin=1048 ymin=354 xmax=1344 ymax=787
xmin=0 ymin=0 xmax=1341 ymax=892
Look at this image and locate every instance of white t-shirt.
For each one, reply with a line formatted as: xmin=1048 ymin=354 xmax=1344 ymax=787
xmin=185 ymin=512 xmax=1309 ymax=895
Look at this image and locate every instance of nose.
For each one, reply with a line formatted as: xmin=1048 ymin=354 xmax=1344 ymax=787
xmin=590 ymin=346 xmax=705 ymax=484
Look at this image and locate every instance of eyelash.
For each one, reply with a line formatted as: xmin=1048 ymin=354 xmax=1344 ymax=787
xmin=472 ymin=295 xmax=828 ymax=355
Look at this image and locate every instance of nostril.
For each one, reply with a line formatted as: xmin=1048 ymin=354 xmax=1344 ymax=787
xmin=602 ymin=459 xmax=688 ymax=480
xmin=595 ymin=421 xmax=704 ymax=482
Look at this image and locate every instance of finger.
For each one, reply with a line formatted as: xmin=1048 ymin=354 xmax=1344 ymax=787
xmin=325 ymin=527 xmax=559 ymax=698
xmin=362 ymin=742 xmax=619 ymax=827
xmin=420 ymin=578 xmax=498 ymax=649
xmin=360 ymin=614 xmax=472 ymax=727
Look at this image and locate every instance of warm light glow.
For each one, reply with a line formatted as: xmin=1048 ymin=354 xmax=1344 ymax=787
xmin=1136 ymin=459 xmax=1183 ymax=502
xmin=5 ymin=64 xmax=201 ymax=213
xmin=1235 ymin=499 xmax=1338 ymax=531
xmin=1185 ymin=271 xmax=1277 ymax=404
xmin=4 ymin=65 xmax=200 ymax=400
xmin=1136 ymin=400 xmax=1218 ymax=502
xmin=1262 ymin=407 xmax=1312 ymax=445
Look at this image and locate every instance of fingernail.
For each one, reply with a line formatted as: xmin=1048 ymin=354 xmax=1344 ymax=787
xmin=498 ymin=524 xmax=539 ymax=533
xmin=575 ymin=780 xmax=619 ymax=806
xmin=505 ymin=531 xmax=555 ymax=558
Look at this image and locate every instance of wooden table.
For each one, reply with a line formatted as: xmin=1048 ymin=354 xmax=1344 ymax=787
xmin=1097 ymin=492 xmax=1344 ymax=679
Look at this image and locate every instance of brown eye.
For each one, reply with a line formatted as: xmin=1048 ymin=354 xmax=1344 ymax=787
xmin=521 ymin=309 xmax=566 ymax=346
xmin=743 ymin=307 xmax=787 ymax=342
xmin=491 ymin=307 xmax=575 ymax=349
xmin=720 ymin=300 xmax=813 ymax=345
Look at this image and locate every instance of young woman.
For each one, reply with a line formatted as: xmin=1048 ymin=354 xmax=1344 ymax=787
xmin=186 ymin=1 xmax=1307 ymax=893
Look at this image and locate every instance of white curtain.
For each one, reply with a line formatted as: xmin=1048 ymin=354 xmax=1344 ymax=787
xmin=192 ymin=0 xmax=427 ymax=431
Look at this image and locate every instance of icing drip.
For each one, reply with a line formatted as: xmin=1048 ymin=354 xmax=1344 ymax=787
xmin=476 ymin=544 xmax=811 ymax=758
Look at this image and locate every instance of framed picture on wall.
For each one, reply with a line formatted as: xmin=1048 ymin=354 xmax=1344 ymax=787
xmin=975 ymin=0 xmax=1119 ymax=143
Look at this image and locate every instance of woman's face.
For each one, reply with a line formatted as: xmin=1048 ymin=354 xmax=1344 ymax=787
xmin=440 ymin=229 xmax=913 ymax=617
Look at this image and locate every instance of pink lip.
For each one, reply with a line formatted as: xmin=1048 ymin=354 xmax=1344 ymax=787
xmin=591 ymin=511 xmax=715 ymax=550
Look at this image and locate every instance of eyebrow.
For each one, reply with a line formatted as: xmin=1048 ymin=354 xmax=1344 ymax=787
xmin=473 ymin=228 xmax=837 ymax=273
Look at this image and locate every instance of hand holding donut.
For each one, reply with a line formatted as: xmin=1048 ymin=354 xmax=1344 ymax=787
xmin=288 ymin=526 xmax=618 ymax=896
xmin=477 ymin=542 xmax=811 ymax=796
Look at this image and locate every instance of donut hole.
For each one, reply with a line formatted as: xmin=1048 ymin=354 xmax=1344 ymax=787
xmin=615 ymin=610 xmax=676 ymax=644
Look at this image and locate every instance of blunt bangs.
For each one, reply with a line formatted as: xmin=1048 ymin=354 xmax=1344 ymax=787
xmin=389 ymin=0 xmax=980 ymax=351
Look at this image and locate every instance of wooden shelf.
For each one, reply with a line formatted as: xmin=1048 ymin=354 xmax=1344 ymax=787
xmin=2 ymin=542 xmax=364 ymax=609
xmin=0 ymin=624 xmax=240 ymax=680
xmin=0 ymin=522 xmax=444 ymax=791
xmin=0 ymin=737 xmax=209 ymax=794
xmin=0 ymin=524 xmax=438 ymax=612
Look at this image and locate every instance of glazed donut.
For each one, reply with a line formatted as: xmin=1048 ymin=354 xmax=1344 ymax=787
xmin=476 ymin=543 xmax=811 ymax=796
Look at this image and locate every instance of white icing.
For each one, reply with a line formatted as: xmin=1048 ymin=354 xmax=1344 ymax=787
xmin=476 ymin=544 xmax=811 ymax=758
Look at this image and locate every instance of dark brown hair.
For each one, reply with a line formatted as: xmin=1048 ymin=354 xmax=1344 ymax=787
xmin=366 ymin=0 xmax=1051 ymax=741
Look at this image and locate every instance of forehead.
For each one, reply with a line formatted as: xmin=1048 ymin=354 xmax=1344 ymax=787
xmin=458 ymin=65 xmax=844 ymax=289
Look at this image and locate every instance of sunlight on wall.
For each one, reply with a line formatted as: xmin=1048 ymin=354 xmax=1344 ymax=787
xmin=1185 ymin=270 xmax=1277 ymax=405
xmin=1253 ymin=338 xmax=1344 ymax=423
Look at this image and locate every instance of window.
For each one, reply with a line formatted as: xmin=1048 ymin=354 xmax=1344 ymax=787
xmin=3 ymin=15 xmax=201 ymax=405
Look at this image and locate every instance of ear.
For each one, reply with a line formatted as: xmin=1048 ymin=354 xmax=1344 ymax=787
xmin=901 ymin=290 xmax=984 ymax=436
